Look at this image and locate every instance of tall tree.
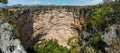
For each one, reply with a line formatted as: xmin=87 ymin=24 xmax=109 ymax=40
xmin=0 ymin=0 xmax=8 ymax=4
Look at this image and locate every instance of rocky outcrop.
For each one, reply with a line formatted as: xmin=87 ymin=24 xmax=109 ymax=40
xmin=35 ymin=10 xmax=80 ymax=48
xmin=102 ymin=24 xmax=120 ymax=44
xmin=17 ymin=9 xmax=89 ymax=49
xmin=0 ymin=20 xmax=26 ymax=53
xmin=102 ymin=24 xmax=120 ymax=53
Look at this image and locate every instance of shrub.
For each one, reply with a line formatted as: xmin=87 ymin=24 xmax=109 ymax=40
xmin=13 ymin=27 xmax=20 ymax=39
xmin=34 ymin=39 xmax=69 ymax=53
xmin=84 ymin=45 xmax=96 ymax=53
xmin=90 ymin=32 xmax=102 ymax=45
xmin=67 ymin=37 xmax=80 ymax=53
xmin=83 ymin=5 xmax=110 ymax=28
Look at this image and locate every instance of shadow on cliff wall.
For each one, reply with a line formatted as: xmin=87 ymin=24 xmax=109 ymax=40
xmin=16 ymin=10 xmax=45 ymax=52
xmin=16 ymin=10 xmax=34 ymax=49
xmin=16 ymin=8 xmax=93 ymax=53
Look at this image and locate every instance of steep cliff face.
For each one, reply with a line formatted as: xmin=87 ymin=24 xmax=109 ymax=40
xmin=16 ymin=9 xmax=90 ymax=49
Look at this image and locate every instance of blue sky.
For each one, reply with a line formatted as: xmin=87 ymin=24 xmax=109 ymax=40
xmin=8 ymin=0 xmax=103 ymax=6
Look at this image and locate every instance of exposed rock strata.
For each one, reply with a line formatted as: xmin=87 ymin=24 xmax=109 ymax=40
xmin=17 ymin=10 xmax=88 ymax=49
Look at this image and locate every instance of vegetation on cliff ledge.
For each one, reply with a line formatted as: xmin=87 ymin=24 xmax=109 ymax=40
xmin=34 ymin=39 xmax=69 ymax=53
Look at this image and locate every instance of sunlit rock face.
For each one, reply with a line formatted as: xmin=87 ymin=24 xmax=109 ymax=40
xmin=35 ymin=10 xmax=80 ymax=48
xmin=17 ymin=9 xmax=87 ymax=49
xmin=0 ymin=20 xmax=26 ymax=53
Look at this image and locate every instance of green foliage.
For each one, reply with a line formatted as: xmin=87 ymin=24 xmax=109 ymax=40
xmin=82 ymin=22 xmax=88 ymax=30
xmin=82 ymin=5 xmax=110 ymax=29
xmin=89 ymin=6 xmax=110 ymax=26
xmin=67 ymin=37 xmax=80 ymax=53
xmin=13 ymin=27 xmax=20 ymax=39
xmin=0 ymin=0 xmax=8 ymax=4
xmin=80 ymin=32 xmax=102 ymax=53
xmin=34 ymin=39 xmax=69 ymax=53
xmin=90 ymin=32 xmax=102 ymax=45
xmin=67 ymin=37 xmax=77 ymax=46
xmin=70 ymin=47 xmax=77 ymax=53
xmin=111 ymin=0 xmax=120 ymax=13
xmin=0 ymin=9 xmax=21 ymax=39
xmin=0 ymin=9 xmax=17 ymax=24
xmin=106 ymin=26 xmax=111 ymax=32
xmin=83 ymin=45 xmax=96 ymax=53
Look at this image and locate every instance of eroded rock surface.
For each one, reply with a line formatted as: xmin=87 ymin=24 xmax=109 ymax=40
xmin=102 ymin=24 xmax=120 ymax=53
xmin=0 ymin=20 xmax=26 ymax=53
xmin=17 ymin=10 xmax=84 ymax=48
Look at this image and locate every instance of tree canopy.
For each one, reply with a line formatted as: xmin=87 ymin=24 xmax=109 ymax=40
xmin=0 ymin=0 xmax=8 ymax=4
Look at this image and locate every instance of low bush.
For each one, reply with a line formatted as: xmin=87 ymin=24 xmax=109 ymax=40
xmin=34 ymin=39 xmax=69 ymax=53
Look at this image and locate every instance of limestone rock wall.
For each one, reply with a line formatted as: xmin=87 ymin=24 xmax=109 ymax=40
xmin=17 ymin=9 xmax=88 ymax=49
xmin=0 ymin=20 xmax=26 ymax=53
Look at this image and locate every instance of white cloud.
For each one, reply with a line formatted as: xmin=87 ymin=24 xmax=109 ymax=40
xmin=73 ymin=0 xmax=103 ymax=6
xmin=55 ymin=0 xmax=103 ymax=6
xmin=84 ymin=0 xmax=103 ymax=5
